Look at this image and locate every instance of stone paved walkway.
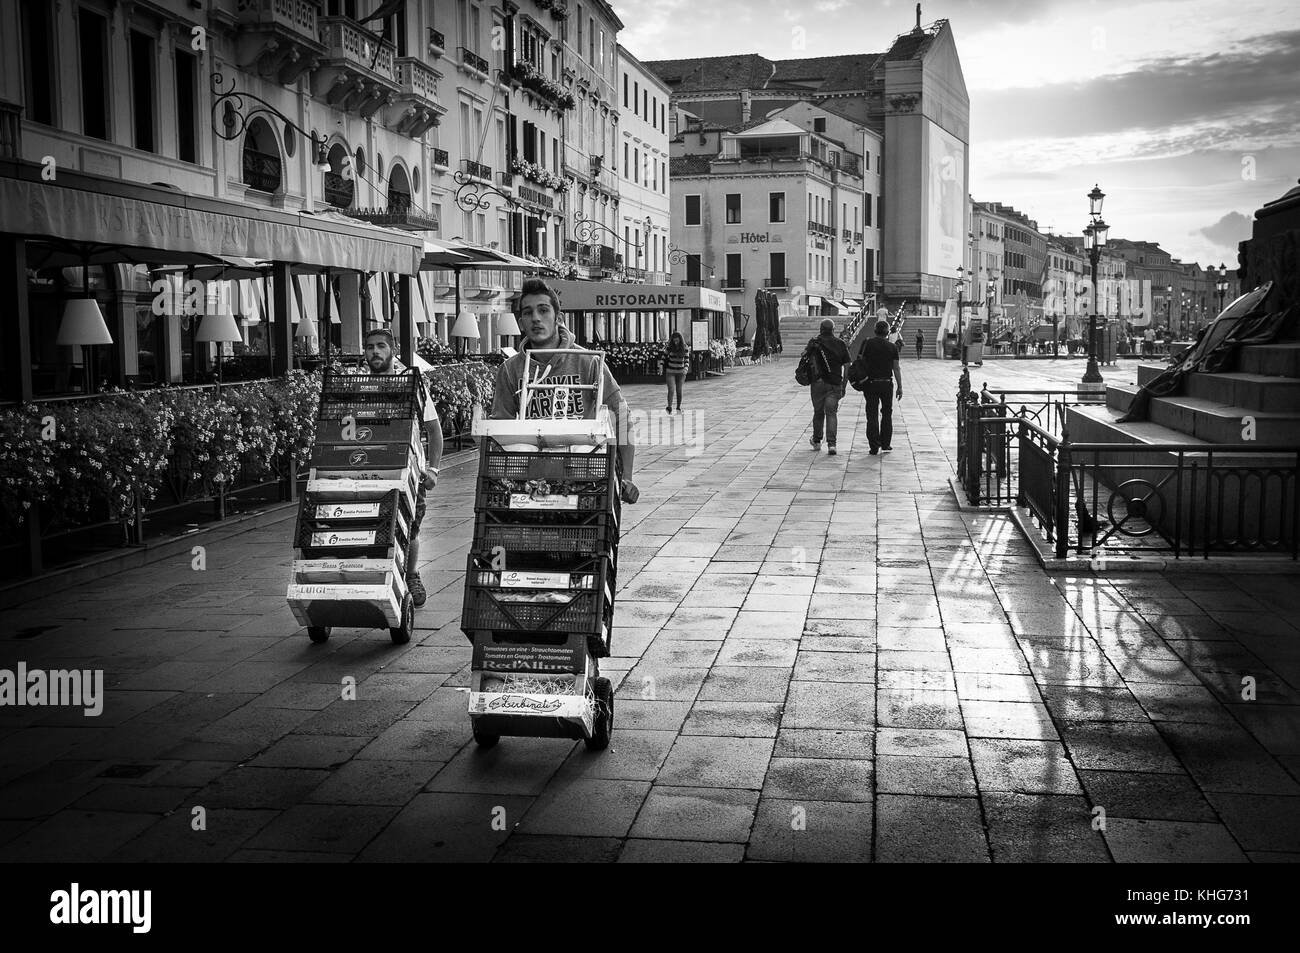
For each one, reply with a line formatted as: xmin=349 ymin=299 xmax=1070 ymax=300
xmin=2 ymin=355 xmax=1298 ymax=862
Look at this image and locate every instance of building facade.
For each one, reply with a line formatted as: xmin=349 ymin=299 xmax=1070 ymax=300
xmin=647 ymin=14 xmax=970 ymax=317
xmin=667 ymin=104 xmax=878 ymax=340
xmin=616 ymin=45 xmax=670 ymax=284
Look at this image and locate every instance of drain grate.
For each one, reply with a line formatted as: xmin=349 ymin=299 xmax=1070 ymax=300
xmin=98 ymin=763 xmax=158 ymax=779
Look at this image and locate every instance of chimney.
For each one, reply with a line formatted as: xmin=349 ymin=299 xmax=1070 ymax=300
xmin=740 ymin=89 xmax=751 ymax=124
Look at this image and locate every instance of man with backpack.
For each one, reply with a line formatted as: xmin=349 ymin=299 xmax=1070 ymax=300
xmin=847 ymin=319 xmax=904 ymax=455
xmin=803 ymin=319 xmax=851 ymax=455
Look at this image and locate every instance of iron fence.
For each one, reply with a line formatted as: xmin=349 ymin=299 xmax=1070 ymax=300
xmin=955 ymin=372 xmax=1299 ymax=559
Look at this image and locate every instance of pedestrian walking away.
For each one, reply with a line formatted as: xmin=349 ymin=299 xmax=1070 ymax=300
xmin=805 ymin=318 xmax=851 ymax=455
xmin=915 ymin=328 xmax=924 ymax=359
xmin=362 ymin=328 xmax=443 ymax=607
xmin=661 ymin=330 xmax=690 ymax=414
xmin=491 ymin=277 xmax=640 ymax=503
xmin=848 ymin=319 xmax=904 ymax=454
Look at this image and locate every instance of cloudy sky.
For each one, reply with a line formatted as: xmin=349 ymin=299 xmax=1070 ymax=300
xmin=617 ymin=0 xmax=1300 ymax=270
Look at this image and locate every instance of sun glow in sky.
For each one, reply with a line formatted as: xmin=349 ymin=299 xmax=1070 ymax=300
xmin=617 ymin=0 xmax=1300 ymax=267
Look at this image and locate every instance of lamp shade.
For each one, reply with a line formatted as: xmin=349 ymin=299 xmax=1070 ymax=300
xmin=195 ymin=308 xmax=243 ymax=343
xmin=496 ymin=311 xmax=521 ymax=335
xmin=57 ymin=298 xmax=114 ymax=346
xmin=296 ymin=317 xmax=318 ymax=339
xmin=451 ymin=310 xmax=480 ymax=338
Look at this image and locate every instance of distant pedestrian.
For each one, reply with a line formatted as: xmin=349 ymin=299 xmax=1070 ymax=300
xmin=848 ymin=319 xmax=904 ymax=455
xmin=661 ymin=330 xmax=689 ymax=413
xmin=806 ymin=318 xmax=851 ymax=455
xmin=915 ymin=328 xmax=924 ymax=359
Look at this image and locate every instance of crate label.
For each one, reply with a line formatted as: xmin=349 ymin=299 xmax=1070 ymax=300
xmin=310 ymin=530 xmax=378 ymax=547
xmin=472 ymin=641 xmax=584 ymax=672
xmin=469 ymin=693 xmax=569 ymax=714
xmin=499 ymin=570 xmax=570 ymax=589
xmin=315 ymin=503 xmax=382 ymax=519
xmin=294 ymin=558 xmax=395 ymax=573
xmin=508 ymin=493 xmax=579 ymax=510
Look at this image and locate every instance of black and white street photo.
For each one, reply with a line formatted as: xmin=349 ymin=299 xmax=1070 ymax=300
xmin=0 ymin=0 xmax=1297 ymax=908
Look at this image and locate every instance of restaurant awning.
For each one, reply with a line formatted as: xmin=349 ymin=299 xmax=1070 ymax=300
xmin=0 ymin=160 xmax=424 ymax=275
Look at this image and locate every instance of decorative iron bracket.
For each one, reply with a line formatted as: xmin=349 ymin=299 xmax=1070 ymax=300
xmin=211 ymin=71 xmax=328 ymax=164
xmin=454 ymin=170 xmax=520 ymax=213
xmin=573 ymin=211 xmax=649 ymax=254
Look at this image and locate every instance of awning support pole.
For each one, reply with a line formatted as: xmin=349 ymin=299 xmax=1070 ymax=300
xmin=397 ymin=273 xmax=414 ymax=365
xmin=0 ymin=236 xmax=33 ymax=402
xmin=271 ymin=262 xmax=293 ymax=377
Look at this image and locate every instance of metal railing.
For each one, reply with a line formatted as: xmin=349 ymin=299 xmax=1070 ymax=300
xmin=433 ymin=148 xmax=449 ymax=168
xmin=461 ymin=158 xmax=491 ymax=181
xmin=428 ymin=28 xmax=445 ymax=52
xmin=955 ymin=374 xmax=1299 ymax=559
xmin=460 ymin=48 xmax=489 ymax=75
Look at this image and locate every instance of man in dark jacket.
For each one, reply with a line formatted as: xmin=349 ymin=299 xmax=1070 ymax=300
xmin=850 ymin=319 xmax=904 ymax=455
xmin=806 ymin=318 xmax=851 ymax=455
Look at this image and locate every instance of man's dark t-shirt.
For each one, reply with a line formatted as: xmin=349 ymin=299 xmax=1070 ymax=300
xmin=808 ymin=332 xmax=851 ymax=385
xmin=857 ymin=336 xmax=900 ymax=380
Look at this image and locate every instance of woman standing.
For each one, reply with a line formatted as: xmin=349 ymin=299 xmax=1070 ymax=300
xmin=661 ymin=330 xmax=689 ymax=413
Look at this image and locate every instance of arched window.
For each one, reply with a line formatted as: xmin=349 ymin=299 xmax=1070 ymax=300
xmin=324 ymin=142 xmax=355 ymax=208
xmin=242 ymin=117 xmax=282 ymax=193
xmin=387 ymin=163 xmax=412 ymax=212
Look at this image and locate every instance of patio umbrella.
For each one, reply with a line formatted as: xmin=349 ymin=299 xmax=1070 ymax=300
xmin=25 ymin=240 xmax=228 ymax=271
xmin=420 ymin=239 xmax=557 ymax=340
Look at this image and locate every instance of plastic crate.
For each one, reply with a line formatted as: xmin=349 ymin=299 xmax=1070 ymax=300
xmin=294 ymin=492 xmax=410 ymax=559
xmin=479 ymin=438 xmax=618 ymax=483
xmin=472 ymin=510 xmax=618 ymax=559
xmin=298 ymin=488 xmax=413 ymax=527
xmin=461 ymin=556 xmax=614 ymax=650
xmin=474 ymin=473 xmax=620 ymax=520
xmin=314 ymin=418 xmax=420 ymax=446
xmin=318 ymin=369 xmax=426 ymax=422
xmin=309 ymin=442 xmax=420 ymax=471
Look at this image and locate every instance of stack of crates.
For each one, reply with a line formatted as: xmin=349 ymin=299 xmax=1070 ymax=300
xmin=461 ymin=351 xmax=621 ymax=749
xmin=286 ymin=369 xmax=426 ymax=645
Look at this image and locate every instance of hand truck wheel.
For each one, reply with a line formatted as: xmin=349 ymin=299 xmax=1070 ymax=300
xmin=307 ymin=626 xmax=331 ymax=644
xmin=584 ymin=676 xmax=613 ymax=751
xmin=390 ymin=592 xmax=414 ymax=645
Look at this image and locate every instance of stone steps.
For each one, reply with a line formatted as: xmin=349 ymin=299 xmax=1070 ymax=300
xmin=1240 ymin=340 xmax=1300 ymax=377
xmin=1105 ymin=383 xmax=1300 ymax=444
xmin=1064 ymin=403 xmax=1297 ymax=544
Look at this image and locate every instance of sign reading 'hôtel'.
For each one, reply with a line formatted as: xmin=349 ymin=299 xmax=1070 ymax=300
xmin=728 ymin=233 xmax=783 ymax=244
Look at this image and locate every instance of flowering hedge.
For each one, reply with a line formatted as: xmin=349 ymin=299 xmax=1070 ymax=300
xmin=0 ymin=361 xmax=516 ymax=536
xmin=423 ymin=361 xmax=497 ymax=423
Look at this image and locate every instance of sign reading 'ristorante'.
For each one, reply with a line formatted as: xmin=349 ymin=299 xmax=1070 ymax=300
xmin=546 ymin=280 xmax=728 ymax=313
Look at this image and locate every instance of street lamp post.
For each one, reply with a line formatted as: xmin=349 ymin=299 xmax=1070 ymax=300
xmin=1165 ymin=284 xmax=1173 ymax=337
xmin=1081 ymin=184 xmax=1108 ymax=386
xmin=955 ymin=265 xmax=966 ymax=365
xmin=1216 ymin=263 xmax=1228 ymax=315
xmin=986 ymin=276 xmax=997 ymax=356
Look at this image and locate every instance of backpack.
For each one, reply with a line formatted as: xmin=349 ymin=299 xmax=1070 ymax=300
xmin=846 ymin=355 xmax=868 ymax=391
xmin=795 ymin=341 xmax=825 ymax=386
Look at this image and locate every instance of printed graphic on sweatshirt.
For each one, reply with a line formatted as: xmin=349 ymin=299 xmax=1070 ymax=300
xmin=525 ymin=371 xmax=586 ymax=418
